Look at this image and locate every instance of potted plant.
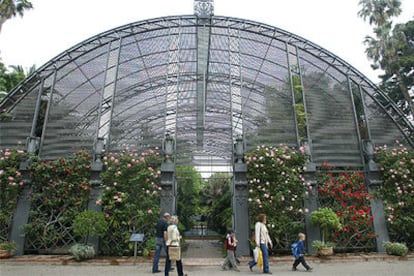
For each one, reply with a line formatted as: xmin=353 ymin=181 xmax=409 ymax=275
xmin=143 ymin=236 xmax=156 ymax=258
xmin=383 ymin=241 xmax=408 ymax=257
xmin=310 ymin=207 xmax=342 ymax=256
xmin=69 ymin=210 xmax=108 ymax=261
xmin=0 ymin=240 xmax=17 ymax=258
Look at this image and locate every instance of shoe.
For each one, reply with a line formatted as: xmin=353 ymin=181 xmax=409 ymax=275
xmin=248 ymin=265 xmax=253 ymax=272
xmin=292 ymin=267 xmax=297 ymax=271
xmin=307 ymin=267 xmax=313 ymax=272
xmin=152 ymin=270 xmax=161 ymax=273
xmin=263 ymin=272 xmax=272 ymax=274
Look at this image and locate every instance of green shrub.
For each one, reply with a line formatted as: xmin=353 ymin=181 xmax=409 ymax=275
xmin=310 ymin=207 xmax=342 ymax=244
xmin=69 ymin=243 xmax=96 ymax=261
xmin=383 ymin=241 xmax=408 ymax=256
xmin=311 ymin=240 xmax=334 ymax=250
xmin=73 ymin=210 xmax=108 ymax=244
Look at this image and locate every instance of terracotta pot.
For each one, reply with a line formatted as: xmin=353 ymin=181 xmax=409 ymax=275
xmin=0 ymin=249 xmax=13 ymax=258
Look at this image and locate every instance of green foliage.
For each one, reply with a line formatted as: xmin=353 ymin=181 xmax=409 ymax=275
xmin=0 ymin=146 xmax=27 ymax=229
xmin=246 ymin=144 xmax=307 ymax=247
xmin=145 ymin=236 xmax=156 ymax=251
xmin=69 ymin=243 xmax=95 ymax=261
xmin=23 ymin=150 xmax=92 ymax=248
xmin=0 ymin=240 xmax=17 ymax=251
xmin=200 ymin=173 xmax=232 ymax=235
xmin=358 ymin=0 xmax=414 ymax=115
xmin=98 ymin=147 xmax=162 ymax=256
xmin=317 ymin=168 xmax=376 ymax=246
xmin=0 ymin=63 xmax=27 ymax=93
xmin=310 ymin=207 xmax=342 ymax=244
xmin=176 ymin=166 xmax=203 ymax=231
xmin=375 ymin=142 xmax=414 ymax=246
xmin=383 ymin=241 xmax=408 ymax=256
xmin=72 ymin=210 xmax=108 ymax=244
xmin=0 ymin=0 xmax=33 ymax=35
xmin=311 ymin=240 xmax=334 ymax=250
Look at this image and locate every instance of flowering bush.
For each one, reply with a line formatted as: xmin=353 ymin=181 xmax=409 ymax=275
xmin=98 ymin=147 xmax=162 ymax=256
xmin=0 ymin=145 xmax=27 ymax=239
xmin=23 ymin=150 xmax=92 ymax=249
xmin=246 ymin=144 xmax=307 ymax=248
xmin=317 ymin=165 xmax=376 ymax=249
xmin=375 ymin=141 xmax=414 ymax=247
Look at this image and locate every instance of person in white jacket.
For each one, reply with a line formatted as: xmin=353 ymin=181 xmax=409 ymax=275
xmin=249 ymin=213 xmax=273 ymax=274
xmin=164 ymin=216 xmax=187 ymax=276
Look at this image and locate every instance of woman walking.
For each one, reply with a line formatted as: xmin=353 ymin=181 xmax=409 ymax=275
xmin=165 ymin=216 xmax=187 ymax=276
xmin=249 ymin=213 xmax=273 ymax=274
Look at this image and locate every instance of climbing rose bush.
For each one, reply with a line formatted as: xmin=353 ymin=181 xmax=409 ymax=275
xmin=24 ymin=150 xmax=92 ymax=249
xmin=98 ymin=147 xmax=162 ymax=256
xmin=0 ymin=145 xmax=27 ymax=239
xmin=246 ymin=144 xmax=307 ymax=248
xmin=375 ymin=141 xmax=414 ymax=247
xmin=317 ymin=164 xmax=376 ymax=248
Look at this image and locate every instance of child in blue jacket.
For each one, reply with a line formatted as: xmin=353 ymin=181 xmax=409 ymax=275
xmin=292 ymin=233 xmax=312 ymax=272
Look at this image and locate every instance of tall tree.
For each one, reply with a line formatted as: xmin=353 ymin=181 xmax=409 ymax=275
xmin=358 ymin=0 xmax=414 ymax=116
xmin=0 ymin=0 xmax=33 ymax=32
xmin=0 ymin=62 xmax=35 ymax=99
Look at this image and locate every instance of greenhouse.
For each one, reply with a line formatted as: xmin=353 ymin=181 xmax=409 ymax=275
xmin=1 ymin=0 xmax=413 ymax=257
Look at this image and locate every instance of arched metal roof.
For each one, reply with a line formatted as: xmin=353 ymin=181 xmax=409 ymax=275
xmin=1 ymin=14 xmax=413 ymax=172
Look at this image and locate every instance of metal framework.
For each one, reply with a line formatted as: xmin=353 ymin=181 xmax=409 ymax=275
xmin=1 ymin=0 xmax=414 ymax=255
xmin=1 ymin=12 xmax=413 ymax=173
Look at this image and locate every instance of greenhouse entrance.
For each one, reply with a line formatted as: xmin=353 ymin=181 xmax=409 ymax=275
xmin=2 ymin=0 xmax=414 ymax=257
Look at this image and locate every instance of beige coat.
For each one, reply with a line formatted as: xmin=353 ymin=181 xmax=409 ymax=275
xmin=166 ymin=224 xmax=181 ymax=246
xmin=255 ymin=221 xmax=272 ymax=248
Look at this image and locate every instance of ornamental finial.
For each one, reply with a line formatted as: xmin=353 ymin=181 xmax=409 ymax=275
xmin=194 ymin=0 xmax=214 ymax=18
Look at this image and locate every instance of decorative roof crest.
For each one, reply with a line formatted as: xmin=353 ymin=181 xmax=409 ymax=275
xmin=194 ymin=0 xmax=214 ymax=18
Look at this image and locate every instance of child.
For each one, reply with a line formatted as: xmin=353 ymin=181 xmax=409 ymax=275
xmin=292 ymin=233 xmax=312 ymax=272
xmin=221 ymin=229 xmax=239 ymax=272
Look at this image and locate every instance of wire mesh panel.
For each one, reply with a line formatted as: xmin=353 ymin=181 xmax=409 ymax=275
xmin=1 ymin=15 xmax=412 ymax=163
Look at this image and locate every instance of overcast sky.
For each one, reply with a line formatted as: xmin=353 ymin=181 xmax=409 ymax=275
xmin=0 ymin=0 xmax=413 ymax=83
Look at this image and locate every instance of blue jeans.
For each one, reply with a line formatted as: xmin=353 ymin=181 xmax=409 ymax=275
xmin=152 ymin=237 xmax=166 ymax=273
xmin=260 ymin=243 xmax=270 ymax=273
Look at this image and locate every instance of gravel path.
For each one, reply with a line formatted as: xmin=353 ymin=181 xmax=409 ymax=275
xmin=1 ymin=239 xmax=413 ymax=276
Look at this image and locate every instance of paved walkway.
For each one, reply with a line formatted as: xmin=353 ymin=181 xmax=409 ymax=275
xmin=1 ymin=239 xmax=413 ymax=276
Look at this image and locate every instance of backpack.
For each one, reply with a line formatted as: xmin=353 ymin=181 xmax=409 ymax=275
xmin=291 ymin=242 xmax=300 ymax=259
xmin=224 ymin=237 xmax=229 ymax=249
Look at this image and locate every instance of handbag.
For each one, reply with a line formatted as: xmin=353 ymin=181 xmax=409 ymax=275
xmin=168 ymin=246 xmax=181 ymax=261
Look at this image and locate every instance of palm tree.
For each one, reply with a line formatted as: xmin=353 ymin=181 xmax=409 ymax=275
xmin=0 ymin=0 xmax=33 ymax=32
xmin=357 ymin=0 xmax=414 ymax=116
xmin=358 ymin=0 xmax=401 ymax=26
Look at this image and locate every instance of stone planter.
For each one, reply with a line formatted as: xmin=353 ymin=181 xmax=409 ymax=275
xmin=317 ymin=246 xmax=333 ymax=256
xmin=0 ymin=249 xmax=13 ymax=258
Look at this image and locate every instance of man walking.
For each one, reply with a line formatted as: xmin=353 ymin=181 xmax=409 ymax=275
xmin=152 ymin=212 xmax=171 ymax=273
